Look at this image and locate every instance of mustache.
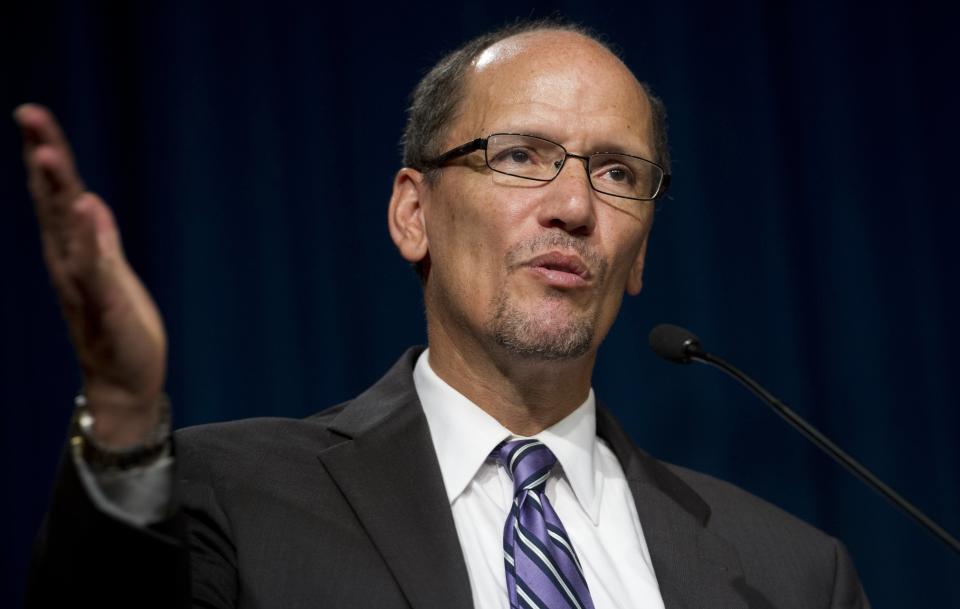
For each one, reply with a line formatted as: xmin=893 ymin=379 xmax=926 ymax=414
xmin=505 ymin=232 xmax=608 ymax=279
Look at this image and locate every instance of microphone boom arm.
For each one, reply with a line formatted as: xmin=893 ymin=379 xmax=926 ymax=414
xmin=692 ymin=348 xmax=960 ymax=555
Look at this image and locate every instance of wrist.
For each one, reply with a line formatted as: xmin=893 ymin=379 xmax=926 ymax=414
xmin=79 ymin=384 xmax=165 ymax=447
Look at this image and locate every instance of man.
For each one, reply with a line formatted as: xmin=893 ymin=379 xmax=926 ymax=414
xmin=20 ymin=21 xmax=869 ymax=609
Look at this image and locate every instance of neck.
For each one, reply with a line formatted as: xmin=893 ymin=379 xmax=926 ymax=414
xmin=426 ymin=320 xmax=596 ymax=436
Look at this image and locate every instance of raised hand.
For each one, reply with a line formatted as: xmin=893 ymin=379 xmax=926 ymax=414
xmin=15 ymin=104 xmax=168 ymax=449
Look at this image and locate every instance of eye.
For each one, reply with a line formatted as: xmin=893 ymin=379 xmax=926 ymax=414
xmin=513 ymin=149 xmax=532 ymax=163
xmin=494 ymin=147 xmax=538 ymax=166
xmin=597 ymin=164 xmax=636 ymax=185
xmin=486 ymin=136 xmax=561 ymax=178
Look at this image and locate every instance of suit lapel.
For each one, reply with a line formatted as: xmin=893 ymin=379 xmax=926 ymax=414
xmin=597 ymin=407 xmax=749 ymax=609
xmin=316 ymin=349 xmax=474 ymax=609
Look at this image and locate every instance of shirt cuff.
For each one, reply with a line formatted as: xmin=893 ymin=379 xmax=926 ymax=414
xmin=72 ymin=447 xmax=174 ymax=527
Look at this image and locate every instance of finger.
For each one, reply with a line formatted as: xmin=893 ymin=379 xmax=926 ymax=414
xmin=42 ymin=192 xmax=123 ymax=310
xmin=14 ymin=104 xmax=86 ymax=206
xmin=14 ymin=103 xmax=75 ymax=156
xmin=28 ymin=144 xmax=86 ymax=211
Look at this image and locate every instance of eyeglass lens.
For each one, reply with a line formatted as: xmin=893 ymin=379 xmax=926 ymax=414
xmin=485 ymin=134 xmax=662 ymax=200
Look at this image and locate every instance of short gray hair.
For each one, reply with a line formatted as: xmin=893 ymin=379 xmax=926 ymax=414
xmin=401 ymin=19 xmax=671 ymax=178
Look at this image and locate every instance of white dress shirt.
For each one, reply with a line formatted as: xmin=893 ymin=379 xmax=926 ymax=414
xmin=414 ymin=350 xmax=665 ymax=609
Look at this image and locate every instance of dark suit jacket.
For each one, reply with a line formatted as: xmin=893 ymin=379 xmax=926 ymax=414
xmin=28 ymin=347 xmax=870 ymax=608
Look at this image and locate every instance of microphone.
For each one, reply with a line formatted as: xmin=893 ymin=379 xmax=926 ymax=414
xmin=648 ymin=323 xmax=960 ymax=554
xmin=648 ymin=323 xmax=705 ymax=363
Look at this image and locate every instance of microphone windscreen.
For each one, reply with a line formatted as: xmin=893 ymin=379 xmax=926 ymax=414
xmin=649 ymin=324 xmax=701 ymax=363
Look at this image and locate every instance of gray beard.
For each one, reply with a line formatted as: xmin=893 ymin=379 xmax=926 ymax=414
xmin=489 ymin=290 xmax=595 ymax=360
xmin=487 ymin=233 xmax=607 ymax=360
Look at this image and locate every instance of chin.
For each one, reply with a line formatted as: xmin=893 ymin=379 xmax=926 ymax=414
xmin=487 ymin=294 xmax=596 ymax=360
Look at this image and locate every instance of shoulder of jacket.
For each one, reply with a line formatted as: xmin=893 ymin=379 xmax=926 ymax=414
xmin=172 ymin=401 xmax=353 ymax=468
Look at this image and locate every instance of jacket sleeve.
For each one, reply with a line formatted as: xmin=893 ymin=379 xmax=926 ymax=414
xmin=26 ymin=447 xmax=192 ymax=608
xmin=26 ymin=442 xmax=239 ymax=609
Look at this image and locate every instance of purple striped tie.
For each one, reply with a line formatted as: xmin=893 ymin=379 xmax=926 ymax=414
xmin=495 ymin=439 xmax=595 ymax=609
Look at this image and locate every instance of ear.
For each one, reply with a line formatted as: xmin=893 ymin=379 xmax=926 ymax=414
xmin=625 ymin=224 xmax=652 ymax=296
xmin=388 ymin=168 xmax=429 ymax=264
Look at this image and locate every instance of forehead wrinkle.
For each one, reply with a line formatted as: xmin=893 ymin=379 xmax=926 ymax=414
xmin=472 ymin=99 xmax=654 ymax=159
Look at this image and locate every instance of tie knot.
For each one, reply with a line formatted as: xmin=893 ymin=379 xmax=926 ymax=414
xmin=494 ymin=439 xmax=557 ymax=494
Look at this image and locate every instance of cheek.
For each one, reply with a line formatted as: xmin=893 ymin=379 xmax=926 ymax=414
xmin=597 ymin=215 xmax=652 ymax=296
xmin=439 ymin=179 xmax=531 ymax=245
xmin=591 ymin=242 xmax=642 ymax=334
xmin=427 ymin=184 xmax=523 ymax=295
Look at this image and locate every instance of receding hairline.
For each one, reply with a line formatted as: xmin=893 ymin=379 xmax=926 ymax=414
xmin=472 ymin=28 xmax=637 ymax=77
xmin=456 ymin=29 xmax=655 ymax=145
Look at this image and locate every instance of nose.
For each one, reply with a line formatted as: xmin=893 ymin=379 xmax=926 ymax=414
xmin=536 ymin=155 xmax=597 ymax=236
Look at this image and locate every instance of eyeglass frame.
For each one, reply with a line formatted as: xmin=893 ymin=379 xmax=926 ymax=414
xmin=418 ymin=132 xmax=672 ymax=202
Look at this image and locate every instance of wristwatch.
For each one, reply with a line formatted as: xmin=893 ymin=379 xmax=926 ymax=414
xmin=70 ymin=393 xmax=172 ymax=471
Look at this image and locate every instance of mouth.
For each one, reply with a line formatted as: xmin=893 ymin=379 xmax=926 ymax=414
xmin=523 ymin=251 xmax=592 ymax=288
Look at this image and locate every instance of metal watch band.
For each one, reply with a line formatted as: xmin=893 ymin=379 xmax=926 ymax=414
xmin=70 ymin=393 xmax=172 ymax=471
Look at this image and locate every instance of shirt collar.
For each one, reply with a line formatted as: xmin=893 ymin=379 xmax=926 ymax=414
xmin=414 ymin=349 xmax=599 ymax=522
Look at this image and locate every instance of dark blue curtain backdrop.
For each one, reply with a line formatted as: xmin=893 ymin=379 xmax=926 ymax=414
xmin=2 ymin=0 xmax=958 ymax=605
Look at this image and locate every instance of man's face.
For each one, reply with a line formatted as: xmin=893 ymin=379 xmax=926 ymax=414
xmin=417 ymin=32 xmax=656 ymax=362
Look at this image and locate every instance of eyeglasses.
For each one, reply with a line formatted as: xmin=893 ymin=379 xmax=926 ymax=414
xmin=421 ymin=133 xmax=671 ymax=201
